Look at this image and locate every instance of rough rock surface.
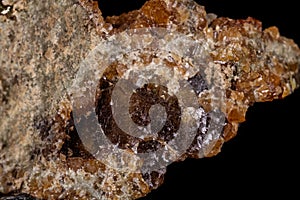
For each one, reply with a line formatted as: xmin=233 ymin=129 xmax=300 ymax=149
xmin=0 ymin=0 xmax=299 ymax=199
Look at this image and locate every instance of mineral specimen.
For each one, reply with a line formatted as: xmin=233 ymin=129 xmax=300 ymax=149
xmin=0 ymin=0 xmax=299 ymax=199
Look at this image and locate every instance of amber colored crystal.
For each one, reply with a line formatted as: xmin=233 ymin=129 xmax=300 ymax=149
xmin=0 ymin=0 xmax=299 ymax=199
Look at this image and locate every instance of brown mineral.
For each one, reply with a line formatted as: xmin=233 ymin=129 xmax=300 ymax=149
xmin=0 ymin=0 xmax=299 ymax=199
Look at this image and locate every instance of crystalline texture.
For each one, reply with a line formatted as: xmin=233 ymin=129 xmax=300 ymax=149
xmin=0 ymin=0 xmax=299 ymax=199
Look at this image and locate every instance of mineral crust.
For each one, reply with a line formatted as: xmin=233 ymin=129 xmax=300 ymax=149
xmin=0 ymin=0 xmax=300 ymax=199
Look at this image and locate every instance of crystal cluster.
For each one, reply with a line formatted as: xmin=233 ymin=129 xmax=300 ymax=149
xmin=0 ymin=0 xmax=299 ymax=199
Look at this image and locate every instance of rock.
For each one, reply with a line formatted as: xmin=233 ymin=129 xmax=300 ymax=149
xmin=0 ymin=0 xmax=299 ymax=199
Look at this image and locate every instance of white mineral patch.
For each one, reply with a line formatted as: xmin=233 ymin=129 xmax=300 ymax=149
xmin=1 ymin=6 xmax=10 ymax=15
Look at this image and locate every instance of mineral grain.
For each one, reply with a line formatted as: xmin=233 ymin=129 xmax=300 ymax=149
xmin=0 ymin=0 xmax=299 ymax=199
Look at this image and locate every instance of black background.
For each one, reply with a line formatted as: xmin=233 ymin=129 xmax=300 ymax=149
xmin=98 ymin=0 xmax=300 ymax=199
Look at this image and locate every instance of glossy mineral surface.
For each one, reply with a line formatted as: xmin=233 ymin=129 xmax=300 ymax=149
xmin=0 ymin=0 xmax=299 ymax=199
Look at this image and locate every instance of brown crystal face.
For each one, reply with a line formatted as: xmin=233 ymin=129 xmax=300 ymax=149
xmin=95 ymin=63 xmax=180 ymax=153
xmin=95 ymin=62 xmax=214 ymax=155
xmin=68 ymin=26 xmax=226 ymax=173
